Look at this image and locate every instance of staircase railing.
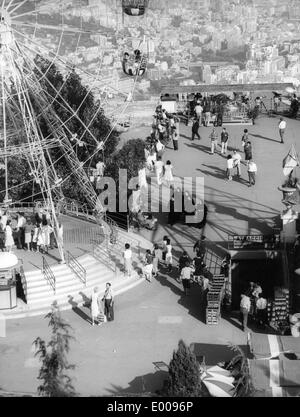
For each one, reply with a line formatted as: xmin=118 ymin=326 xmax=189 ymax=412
xmin=65 ymin=251 xmax=86 ymax=286
xmin=93 ymin=244 xmax=116 ymax=273
xmin=42 ymin=257 xmax=56 ymax=294
xmin=203 ymin=247 xmax=223 ymax=276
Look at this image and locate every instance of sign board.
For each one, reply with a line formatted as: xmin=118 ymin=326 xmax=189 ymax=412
xmin=161 ymin=100 xmax=177 ymax=114
xmin=230 ymin=234 xmax=281 ymax=250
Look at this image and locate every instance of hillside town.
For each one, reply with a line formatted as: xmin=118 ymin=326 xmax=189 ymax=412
xmin=1 ymin=0 xmax=300 ymax=400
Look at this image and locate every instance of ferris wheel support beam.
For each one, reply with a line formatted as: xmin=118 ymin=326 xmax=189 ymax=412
xmin=6 ymin=46 xmax=65 ymax=263
xmin=1 ymin=52 xmax=9 ymax=204
xmin=16 ymin=41 xmax=104 ymax=150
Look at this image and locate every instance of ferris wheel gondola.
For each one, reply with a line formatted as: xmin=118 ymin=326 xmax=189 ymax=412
xmin=122 ymin=36 xmax=149 ymax=77
xmin=122 ymin=0 xmax=149 ymax=16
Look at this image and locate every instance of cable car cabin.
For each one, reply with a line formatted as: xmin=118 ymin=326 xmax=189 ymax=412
xmin=122 ymin=0 xmax=148 ymax=16
xmin=122 ymin=50 xmax=147 ymax=77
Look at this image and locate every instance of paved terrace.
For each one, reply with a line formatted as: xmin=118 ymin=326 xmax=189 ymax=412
xmin=0 ymin=113 xmax=299 ymax=396
xmin=121 ymin=113 xmax=300 ymax=253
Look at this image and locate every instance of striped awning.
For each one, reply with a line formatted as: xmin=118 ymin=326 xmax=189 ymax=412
xmin=248 ymin=333 xmax=300 ymax=359
xmin=249 ymin=359 xmax=300 ymax=394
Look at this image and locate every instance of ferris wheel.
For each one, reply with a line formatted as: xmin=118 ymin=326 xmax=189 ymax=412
xmin=0 ymin=0 xmax=150 ymax=262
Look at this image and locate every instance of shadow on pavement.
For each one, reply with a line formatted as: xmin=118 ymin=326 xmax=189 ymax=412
xmin=155 ymin=271 xmax=206 ymax=324
xmin=190 ymin=342 xmax=248 ymax=366
xmin=106 ymin=370 xmax=168 ymax=396
xmin=68 ymin=296 xmax=91 ymax=324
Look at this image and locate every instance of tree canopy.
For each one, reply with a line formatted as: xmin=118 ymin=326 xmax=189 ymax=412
xmin=165 ymin=340 xmax=203 ymax=397
xmin=34 ymin=302 xmax=76 ymax=397
xmin=1 ymin=55 xmax=119 ymax=205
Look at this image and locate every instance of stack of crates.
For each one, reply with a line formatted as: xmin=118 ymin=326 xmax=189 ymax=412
xmin=206 ymin=275 xmax=225 ymax=325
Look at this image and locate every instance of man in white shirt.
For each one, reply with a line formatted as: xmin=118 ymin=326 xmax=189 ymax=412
xmin=232 ymin=150 xmax=242 ymax=178
xmin=16 ymin=212 xmax=26 ymax=249
xmin=194 ymin=103 xmax=203 ymax=124
xmin=256 ymin=294 xmax=267 ymax=328
xmin=278 ymin=117 xmax=286 ymax=144
xmin=240 ymin=294 xmax=251 ymax=331
xmin=247 ymin=159 xmax=257 ymax=187
xmin=226 ymin=155 xmax=234 ymax=181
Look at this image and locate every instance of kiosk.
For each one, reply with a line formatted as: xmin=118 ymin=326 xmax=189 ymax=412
xmin=0 ymin=253 xmax=19 ymax=310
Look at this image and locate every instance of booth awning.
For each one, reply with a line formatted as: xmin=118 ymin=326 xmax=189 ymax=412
xmin=249 ymin=359 xmax=300 ymax=392
xmin=0 ymin=253 xmax=19 ymax=270
xmin=161 ymin=83 xmax=294 ymax=96
xmin=248 ymin=333 xmax=300 ymax=359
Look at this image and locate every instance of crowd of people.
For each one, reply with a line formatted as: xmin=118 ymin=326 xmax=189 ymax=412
xmin=0 ymin=208 xmax=63 ymax=254
xmin=120 ymin=236 xmax=214 ymax=301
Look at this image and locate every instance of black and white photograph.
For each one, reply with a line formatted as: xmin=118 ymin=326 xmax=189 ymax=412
xmin=0 ymin=0 xmax=300 ymax=401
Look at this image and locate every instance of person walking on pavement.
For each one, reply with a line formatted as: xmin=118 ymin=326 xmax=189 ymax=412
xmin=278 ymin=117 xmax=286 ymax=144
xmin=102 ymin=283 xmax=114 ymax=322
xmin=232 ymin=150 xmax=242 ymax=178
xmin=152 ymin=243 xmax=160 ymax=277
xmin=221 ymin=127 xmax=229 ymax=154
xmin=178 ymin=251 xmax=190 ymax=274
xmin=194 ymin=102 xmax=203 ymax=124
xmin=226 ymin=154 xmax=234 ymax=181
xmin=171 ymin=126 xmax=179 ymax=150
xmin=91 ymin=287 xmax=101 ymax=326
xmin=191 ymin=118 xmax=201 ymax=140
xmin=165 ymin=238 xmax=173 ymax=273
xmin=210 ymin=127 xmax=219 ymax=154
xmin=241 ymin=128 xmax=249 ymax=149
xmin=180 ymin=261 xmax=194 ymax=296
xmin=142 ymin=249 xmax=154 ymax=282
xmin=155 ymin=156 xmax=164 ymax=186
xmin=123 ymin=243 xmax=133 ymax=278
xmin=247 ymin=159 xmax=257 ymax=187
xmin=240 ymin=293 xmax=251 ymax=332
xmin=244 ymin=141 xmax=252 ymax=164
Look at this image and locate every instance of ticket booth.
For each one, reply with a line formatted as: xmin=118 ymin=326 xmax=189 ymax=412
xmin=0 ymin=253 xmax=19 ymax=310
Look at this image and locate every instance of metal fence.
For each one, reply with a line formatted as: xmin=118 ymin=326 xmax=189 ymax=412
xmin=66 ymin=251 xmax=87 ymax=286
xmin=42 ymin=257 xmax=56 ymax=294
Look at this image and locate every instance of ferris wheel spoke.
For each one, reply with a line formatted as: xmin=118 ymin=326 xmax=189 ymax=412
xmin=16 ymin=39 xmax=108 ymax=148
xmin=8 ymin=0 xmax=27 ymax=15
xmin=11 ymin=20 xmax=105 ymax=35
xmin=13 ymin=36 xmax=130 ymax=108
xmin=12 ymin=26 xmax=130 ymax=100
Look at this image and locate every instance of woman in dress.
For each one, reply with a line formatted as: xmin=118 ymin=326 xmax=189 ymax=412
xmin=91 ymin=286 xmax=101 ymax=326
xmin=103 ymin=283 xmax=114 ymax=322
xmin=163 ymin=160 xmax=174 ymax=187
xmin=142 ymin=249 xmax=153 ymax=282
xmin=32 ymin=222 xmax=39 ymax=252
xmin=24 ymin=219 xmax=33 ymax=251
xmin=123 ymin=243 xmax=133 ymax=278
xmin=152 ymin=243 xmax=160 ymax=278
xmin=5 ymin=219 xmax=14 ymax=252
xmin=155 ymin=156 xmax=164 ymax=186
xmin=37 ymin=223 xmax=45 ymax=253
xmin=161 ymin=235 xmax=168 ymax=265
xmin=165 ymin=238 xmax=173 ymax=273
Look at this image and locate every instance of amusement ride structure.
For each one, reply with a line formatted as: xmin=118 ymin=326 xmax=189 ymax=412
xmin=0 ymin=0 xmax=150 ymax=263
